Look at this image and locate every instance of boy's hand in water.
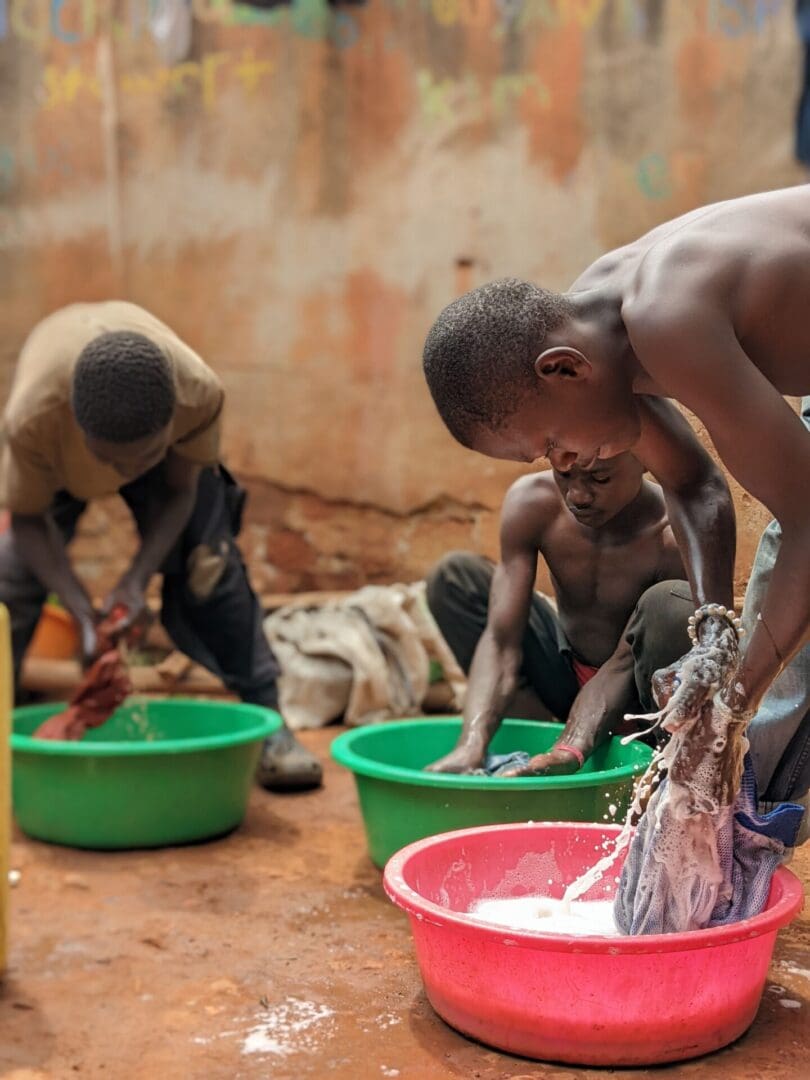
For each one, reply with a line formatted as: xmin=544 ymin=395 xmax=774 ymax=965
xmin=425 ymin=743 xmax=485 ymax=774
xmin=499 ymin=744 xmax=584 ymax=777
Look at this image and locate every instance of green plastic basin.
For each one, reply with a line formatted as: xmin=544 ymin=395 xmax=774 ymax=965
xmin=11 ymin=699 xmax=281 ymax=849
xmin=332 ymin=718 xmax=652 ymax=867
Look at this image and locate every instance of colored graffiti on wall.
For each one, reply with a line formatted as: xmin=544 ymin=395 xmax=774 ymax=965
xmin=417 ymin=69 xmax=549 ymax=123
xmin=636 ymin=152 xmax=671 ymax=199
xmin=33 ymin=53 xmax=547 ymax=130
xmin=0 ymin=0 xmax=790 ymax=49
xmin=41 ymin=48 xmax=274 ymax=110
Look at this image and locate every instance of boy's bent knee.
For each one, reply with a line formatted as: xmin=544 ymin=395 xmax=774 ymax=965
xmin=425 ymin=552 xmax=492 ymax=613
xmin=634 ymin=580 xmax=692 ymax=629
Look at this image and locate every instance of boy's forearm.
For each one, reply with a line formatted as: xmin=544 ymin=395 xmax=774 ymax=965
xmin=11 ymin=512 xmax=94 ymax=620
xmin=124 ymin=485 xmax=197 ymax=588
xmin=458 ymin=632 xmax=521 ymax=755
xmin=663 ymin=473 xmax=735 ymax=608
xmin=560 ymin=641 xmax=636 ymax=756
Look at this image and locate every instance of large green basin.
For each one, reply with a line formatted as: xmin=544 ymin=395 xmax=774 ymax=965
xmin=11 ymin=699 xmax=281 ymax=849
xmin=332 ymin=718 xmax=651 ymax=867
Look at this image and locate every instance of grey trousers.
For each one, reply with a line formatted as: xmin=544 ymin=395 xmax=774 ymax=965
xmin=425 ymin=552 xmax=693 ymax=722
xmin=743 ymin=398 xmax=810 ymax=803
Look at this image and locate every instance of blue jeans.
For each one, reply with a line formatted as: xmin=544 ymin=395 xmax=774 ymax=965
xmin=744 ymin=398 xmax=810 ymax=803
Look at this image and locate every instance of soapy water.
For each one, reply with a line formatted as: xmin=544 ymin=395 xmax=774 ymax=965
xmin=471 ymin=896 xmax=620 ymax=938
xmin=123 ymin=699 xmax=159 ymax=742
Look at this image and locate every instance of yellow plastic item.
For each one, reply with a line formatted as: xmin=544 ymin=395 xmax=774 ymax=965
xmin=0 ymin=605 xmax=11 ymax=973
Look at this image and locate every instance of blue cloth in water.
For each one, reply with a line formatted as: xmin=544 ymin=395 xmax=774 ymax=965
xmin=476 ymin=751 xmax=531 ymax=776
xmin=615 ymin=754 xmax=804 ymax=935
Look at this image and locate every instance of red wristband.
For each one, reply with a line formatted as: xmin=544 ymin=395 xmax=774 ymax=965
xmin=555 ymin=743 xmax=585 ymax=768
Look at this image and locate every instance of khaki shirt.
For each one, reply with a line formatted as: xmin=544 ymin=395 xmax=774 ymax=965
xmin=0 ymin=302 xmax=224 ymax=514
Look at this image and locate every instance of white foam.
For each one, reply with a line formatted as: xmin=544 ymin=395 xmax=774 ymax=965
xmin=470 ymin=896 xmax=620 ymax=937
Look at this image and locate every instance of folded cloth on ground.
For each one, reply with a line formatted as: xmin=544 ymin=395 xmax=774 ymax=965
xmin=614 ymin=753 xmax=803 ymax=935
xmin=263 ymin=582 xmax=466 ymax=729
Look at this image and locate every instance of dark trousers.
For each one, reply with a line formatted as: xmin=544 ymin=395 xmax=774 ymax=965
xmin=0 ymin=465 xmax=280 ymax=709
xmin=426 ymin=552 xmax=693 ymax=721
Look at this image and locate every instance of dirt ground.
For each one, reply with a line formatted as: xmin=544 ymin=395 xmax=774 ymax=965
xmin=1 ymin=727 xmax=808 ymax=1080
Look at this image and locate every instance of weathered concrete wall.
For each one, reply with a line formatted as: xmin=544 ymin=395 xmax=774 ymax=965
xmin=0 ymin=0 xmax=804 ymax=600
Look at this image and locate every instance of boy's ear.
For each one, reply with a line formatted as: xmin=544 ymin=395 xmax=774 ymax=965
xmin=534 ymin=347 xmax=591 ymax=381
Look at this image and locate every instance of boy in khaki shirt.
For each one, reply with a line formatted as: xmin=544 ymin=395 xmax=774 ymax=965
xmin=0 ymin=302 xmax=321 ymax=791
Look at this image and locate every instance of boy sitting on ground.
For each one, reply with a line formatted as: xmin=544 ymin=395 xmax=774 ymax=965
xmin=426 ymin=452 xmax=700 ymax=774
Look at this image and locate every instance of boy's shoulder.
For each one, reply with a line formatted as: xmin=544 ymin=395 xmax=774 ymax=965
xmin=501 ymin=472 xmax=563 ymax=545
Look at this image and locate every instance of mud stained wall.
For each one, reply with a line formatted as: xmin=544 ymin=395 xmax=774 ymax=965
xmin=0 ymin=0 xmax=805 ymax=598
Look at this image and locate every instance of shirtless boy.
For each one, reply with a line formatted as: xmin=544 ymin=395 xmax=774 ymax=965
xmin=423 ymin=187 xmax=810 ymax=806
xmin=426 ymin=452 xmax=696 ymax=774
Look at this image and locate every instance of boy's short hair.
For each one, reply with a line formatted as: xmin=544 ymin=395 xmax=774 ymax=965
xmin=72 ymin=331 xmax=176 ymax=443
xmin=422 ymin=278 xmax=573 ymax=444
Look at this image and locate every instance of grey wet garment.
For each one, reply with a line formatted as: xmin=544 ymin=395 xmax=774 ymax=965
xmin=615 ymin=755 xmax=803 ymax=935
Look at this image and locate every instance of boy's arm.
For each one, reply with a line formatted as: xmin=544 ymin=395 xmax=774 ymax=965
xmin=632 ymin=396 xmax=735 ymax=609
xmin=426 ymin=485 xmax=545 ymax=773
xmin=631 ymin=314 xmax=810 ymax=711
xmin=502 ymin=635 xmax=637 ymax=776
xmin=5 ymin=421 xmax=98 ymax=663
xmin=11 ymin=512 xmax=98 ymax=664
xmin=102 ymin=452 xmax=201 ymax=633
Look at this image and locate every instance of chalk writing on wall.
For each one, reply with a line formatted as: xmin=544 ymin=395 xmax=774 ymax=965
xmin=709 ymin=0 xmax=786 ymax=38
xmin=0 ymin=0 xmax=363 ymax=48
xmin=41 ymin=49 xmax=275 ymax=111
xmin=417 ymin=68 xmax=549 ymax=122
xmin=636 ymin=152 xmax=672 ymax=199
xmin=38 ymin=52 xmax=544 ymax=122
xmin=0 ymin=0 xmax=790 ymax=49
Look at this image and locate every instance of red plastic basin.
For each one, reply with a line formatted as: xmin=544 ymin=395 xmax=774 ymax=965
xmin=383 ymin=822 xmax=804 ymax=1066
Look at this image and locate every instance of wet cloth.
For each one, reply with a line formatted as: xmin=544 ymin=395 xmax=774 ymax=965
xmin=476 ymin=751 xmax=531 ymax=776
xmin=615 ymin=754 xmax=803 ymax=935
xmin=0 ymin=302 xmax=223 ymax=514
xmin=263 ymin=584 xmax=466 ymax=729
xmin=33 ymin=606 xmax=133 ymax=740
xmin=609 ymin=610 xmax=803 ymax=936
xmin=426 ymin=553 xmax=693 ymax=722
xmin=33 ymin=649 xmax=130 ymax=741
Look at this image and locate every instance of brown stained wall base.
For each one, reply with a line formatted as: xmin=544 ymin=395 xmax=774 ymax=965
xmin=68 ymin=475 xmax=504 ymax=601
xmin=68 ymin=472 xmax=766 ymax=608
